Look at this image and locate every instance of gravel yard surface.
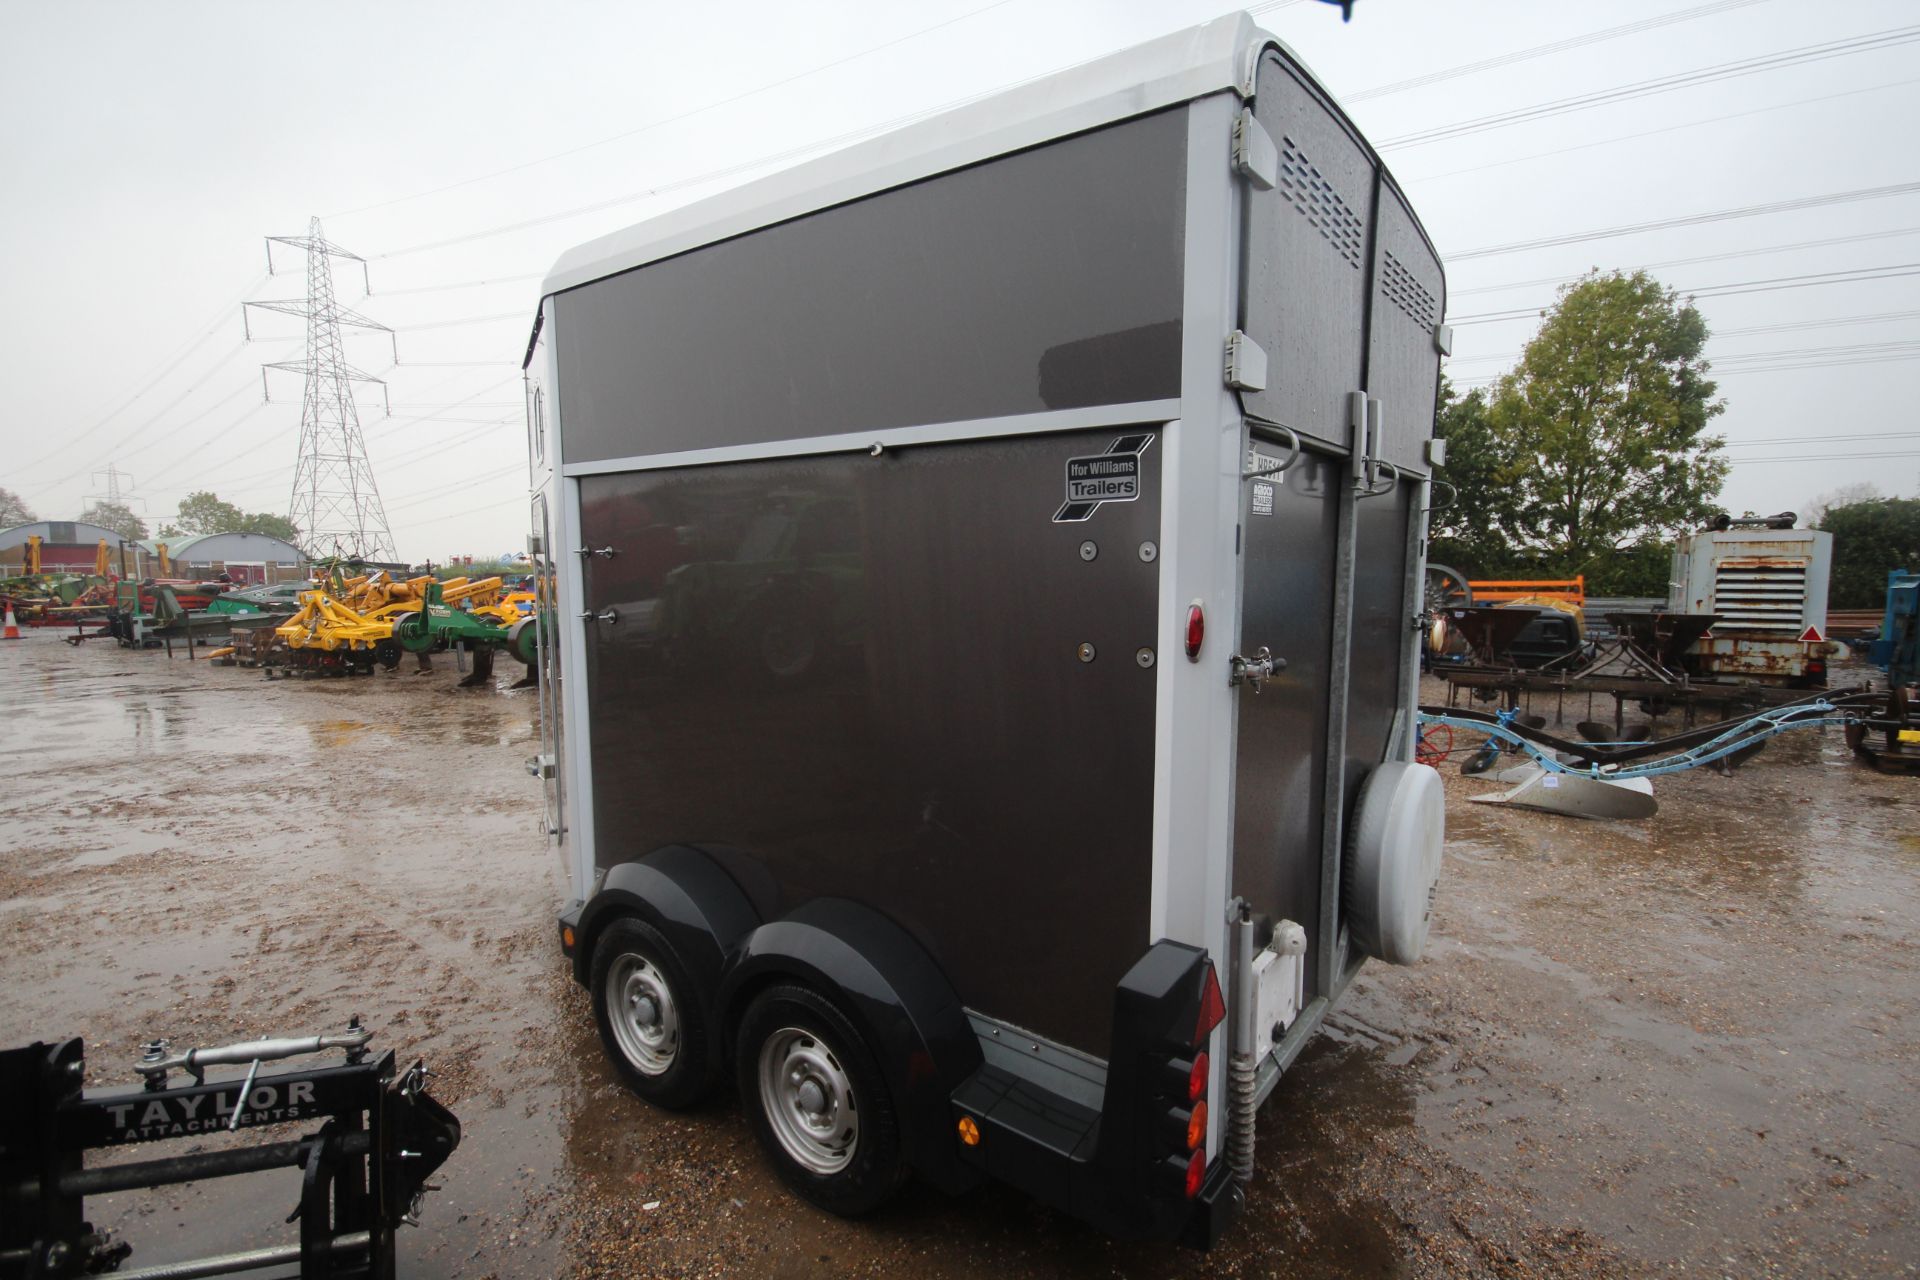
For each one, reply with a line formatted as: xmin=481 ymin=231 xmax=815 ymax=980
xmin=2 ymin=634 xmax=1914 ymax=1277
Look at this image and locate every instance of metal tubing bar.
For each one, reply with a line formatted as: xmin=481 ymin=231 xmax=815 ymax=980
xmin=24 ymin=1132 xmax=371 ymax=1199
xmin=110 ymin=1231 xmax=370 ymax=1280
xmin=1417 ymin=708 xmax=1854 ymax=779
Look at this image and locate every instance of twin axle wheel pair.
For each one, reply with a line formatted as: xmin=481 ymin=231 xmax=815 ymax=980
xmin=588 ymin=919 xmax=905 ymax=1216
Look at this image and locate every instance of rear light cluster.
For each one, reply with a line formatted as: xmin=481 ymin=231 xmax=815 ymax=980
xmin=1160 ymin=964 xmax=1226 ymax=1199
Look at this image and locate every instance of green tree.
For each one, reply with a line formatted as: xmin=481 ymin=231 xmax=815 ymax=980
xmin=1483 ymin=270 xmax=1727 ymax=572
xmin=0 ymin=486 xmax=35 ymax=527
xmin=1428 ymin=377 xmax=1513 ymax=575
xmin=1816 ymin=498 xmax=1920 ymax=609
xmin=78 ymin=500 xmax=148 ymax=541
xmin=161 ymin=491 xmax=300 ymax=545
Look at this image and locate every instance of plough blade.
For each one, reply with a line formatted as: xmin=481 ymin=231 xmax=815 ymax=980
xmin=1469 ymin=766 xmax=1658 ymax=820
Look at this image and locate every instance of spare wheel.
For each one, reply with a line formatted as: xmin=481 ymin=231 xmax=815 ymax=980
xmin=1344 ymin=761 xmax=1445 ymax=965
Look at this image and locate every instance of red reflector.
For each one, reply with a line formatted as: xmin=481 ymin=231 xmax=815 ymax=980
xmin=1799 ymin=625 xmax=1824 ymax=642
xmin=1194 ymin=965 xmax=1226 ymax=1046
xmin=1188 ymin=1051 xmax=1209 ymax=1101
xmin=1185 ymin=603 xmax=1205 ymax=661
xmin=1184 ymin=1148 xmax=1205 ymax=1199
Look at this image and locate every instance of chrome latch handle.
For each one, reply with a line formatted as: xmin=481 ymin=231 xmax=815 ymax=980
xmin=577 ymin=608 xmax=618 ymax=625
xmin=1229 ymin=646 xmax=1284 ymax=692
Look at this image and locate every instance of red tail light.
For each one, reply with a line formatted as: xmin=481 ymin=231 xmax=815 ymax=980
xmin=1193 ymin=965 xmax=1226 ymax=1046
xmin=1185 ymin=602 xmax=1204 ymax=660
xmin=1184 ymin=1148 xmax=1205 ymax=1198
xmin=1186 ymin=1100 xmax=1208 ymax=1150
xmin=1187 ymin=1051 xmax=1209 ymax=1101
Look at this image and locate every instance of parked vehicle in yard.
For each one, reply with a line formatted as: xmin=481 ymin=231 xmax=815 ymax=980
xmin=521 ymin=13 xmax=1448 ymax=1246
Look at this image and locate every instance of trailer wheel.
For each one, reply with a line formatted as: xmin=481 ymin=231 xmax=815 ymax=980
xmin=735 ymin=984 xmax=905 ymax=1216
xmin=589 ymin=919 xmax=715 ymax=1109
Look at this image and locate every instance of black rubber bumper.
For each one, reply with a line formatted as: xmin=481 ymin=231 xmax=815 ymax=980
xmin=557 ymin=904 xmax=583 ymax=979
xmin=1179 ymin=1156 xmax=1245 ymax=1249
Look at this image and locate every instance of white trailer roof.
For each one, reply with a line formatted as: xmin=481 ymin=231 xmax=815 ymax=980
xmin=542 ymin=12 xmax=1305 ymax=296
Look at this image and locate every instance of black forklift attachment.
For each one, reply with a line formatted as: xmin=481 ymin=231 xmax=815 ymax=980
xmin=0 ymin=1018 xmax=459 ymax=1280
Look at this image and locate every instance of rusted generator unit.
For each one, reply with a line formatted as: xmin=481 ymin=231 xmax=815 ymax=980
xmin=519 ymin=12 xmax=1448 ymax=1246
xmin=1669 ymin=518 xmax=1836 ymax=686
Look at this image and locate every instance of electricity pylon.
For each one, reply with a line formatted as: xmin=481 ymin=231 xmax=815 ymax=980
xmin=245 ymin=217 xmax=397 ymax=562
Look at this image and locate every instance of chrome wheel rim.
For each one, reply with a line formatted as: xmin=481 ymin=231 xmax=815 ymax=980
xmin=758 ymin=1026 xmax=858 ymax=1174
xmin=607 ymin=954 xmax=678 ymax=1076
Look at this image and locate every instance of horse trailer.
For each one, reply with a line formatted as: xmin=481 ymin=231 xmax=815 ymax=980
xmin=522 ymin=12 xmax=1448 ymax=1244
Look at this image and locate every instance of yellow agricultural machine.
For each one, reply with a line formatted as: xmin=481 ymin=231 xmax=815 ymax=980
xmin=268 ymin=569 xmax=538 ymax=683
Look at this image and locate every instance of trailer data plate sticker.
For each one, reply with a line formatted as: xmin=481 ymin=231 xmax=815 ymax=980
xmin=1054 ymin=434 xmax=1153 ymax=523
xmin=1251 ymin=482 xmax=1275 ymax=516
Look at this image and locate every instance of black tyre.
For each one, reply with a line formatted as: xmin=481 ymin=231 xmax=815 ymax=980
xmin=734 ymin=984 xmax=905 ymax=1217
xmin=589 ymin=918 xmax=717 ymax=1109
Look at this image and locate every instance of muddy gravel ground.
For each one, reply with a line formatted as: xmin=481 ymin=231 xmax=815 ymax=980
xmin=2 ymin=632 xmax=1916 ymax=1278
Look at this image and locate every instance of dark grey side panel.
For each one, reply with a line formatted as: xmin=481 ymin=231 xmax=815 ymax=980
xmin=1240 ymin=53 xmax=1373 ymax=453
xmin=554 ymin=111 xmax=1188 ymax=464
xmin=1230 ymin=451 xmax=1340 ymax=996
xmin=575 ymin=430 xmax=1162 ymax=1056
xmin=1366 ymin=196 xmax=1446 ymax=472
xmin=1344 ymin=481 xmax=1413 ymax=808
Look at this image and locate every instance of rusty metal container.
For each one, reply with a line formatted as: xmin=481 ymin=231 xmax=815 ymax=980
xmin=1668 ymin=527 xmax=1834 ymax=685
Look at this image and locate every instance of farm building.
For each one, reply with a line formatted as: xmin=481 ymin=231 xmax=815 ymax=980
xmin=0 ymin=521 xmax=131 ymax=574
xmin=133 ymin=533 xmax=307 ymax=584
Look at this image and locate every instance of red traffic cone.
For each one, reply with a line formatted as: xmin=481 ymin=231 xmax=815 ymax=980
xmin=1 ymin=605 xmax=20 ymax=640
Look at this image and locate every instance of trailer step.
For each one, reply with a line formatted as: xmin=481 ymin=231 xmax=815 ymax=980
xmin=951 ymin=1064 xmax=1099 ymax=1206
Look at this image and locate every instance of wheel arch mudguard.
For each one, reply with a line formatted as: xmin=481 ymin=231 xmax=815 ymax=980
xmin=574 ymin=846 xmax=761 ymax=1062
xmin=716 ymin=898 xmax=984 ymax=1194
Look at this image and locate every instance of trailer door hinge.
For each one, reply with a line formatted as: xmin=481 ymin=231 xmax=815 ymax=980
xmin=575 ymin=545 xmax=617 ymax=559
xmin=1230 ymin=646 xmax=1284 ymax=692
xmin=1226 ymin=331 xmax=1268 ymax=393
xmin=1232 ymin=108 xmax=1278 ymax=190
xmin=578 ymin=608 xmax=618 ymax=625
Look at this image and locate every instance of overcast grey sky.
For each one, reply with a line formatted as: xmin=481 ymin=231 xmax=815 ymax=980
xmin=3 ymin=0 xmax=1915 ymax=559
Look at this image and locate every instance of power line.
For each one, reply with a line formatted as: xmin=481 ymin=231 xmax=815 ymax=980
xmin=1716 ymin=308 xmax=1920 ymax=338
xmin=1451 ymin=349 xmax=1920 ymax=387
xmin=12 ymin=271 xmax=267 ymax=475
xmin=325 ymin=0 xmax=1022 ymax=222
xmin=1731 ymin=448 xmax=1920 ymax=464
xmin=1725 ymin=429 xmax=1920 ymax=448
xmin=1400 ymin=75 xmax=1920 ymax=186
xmin=1449 ymin=227 xmax=1920 ymax=297
xmin=1377 ymin=24 xmax=1920 ymax=150
xmin=1449 ymin=183 xmax=1920 ymax=261
xmin=391 ymin=311 xmax=527 ymax=332
xmin=1451 ymin=329 xmax=1920 ymax=369
xmin=1449 ymin=263 xmax=1920 ymax=325
xmin=1348 ymin=0 xmax=1774 ymax=101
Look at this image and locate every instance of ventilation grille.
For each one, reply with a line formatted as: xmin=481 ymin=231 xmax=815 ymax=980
xmin=1381 ymin=250 xmax=1437 ymax=329
xmin=1279 ymin=136 xmax=1364 ymax=270
xmin=1712 ymin=558 xmax=1808 ymax=631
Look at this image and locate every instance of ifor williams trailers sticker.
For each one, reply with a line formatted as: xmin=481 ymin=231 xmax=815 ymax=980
xmin=1053 ymin=434 xmax=1154 ymax=523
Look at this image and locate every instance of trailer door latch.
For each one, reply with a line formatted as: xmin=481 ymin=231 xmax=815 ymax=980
xmin=575 ymin=545 xmax=618 ymax=559
xmin=1230 ymin=647 xmax=1284 ymax=692
xmin=578 ymin=608 xmax=618 ymax=625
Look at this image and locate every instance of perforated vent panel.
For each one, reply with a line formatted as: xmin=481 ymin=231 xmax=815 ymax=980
xmin=1381 ymin=250 xmax=1437 ymax=330
xmin=1279 ymin=135 xmax=1364 ymax=270
xmin=1712 ymin=558 xmax=1809 ymax=632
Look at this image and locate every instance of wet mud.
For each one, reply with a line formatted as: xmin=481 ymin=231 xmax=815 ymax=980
xmin=2 ymin=636 xmax=1915 ymax=1277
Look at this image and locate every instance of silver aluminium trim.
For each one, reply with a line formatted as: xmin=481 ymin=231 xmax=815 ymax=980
xmin=1156 ymin=92 xmax=1249 ymax=1166
xmin=557 ymin=400 xmax=1183 ymax=478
